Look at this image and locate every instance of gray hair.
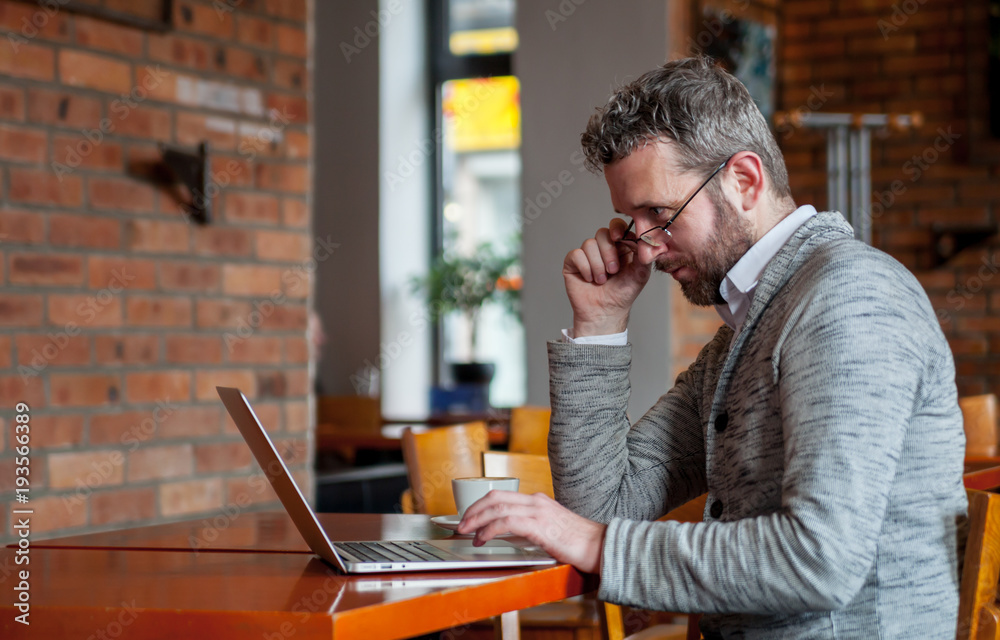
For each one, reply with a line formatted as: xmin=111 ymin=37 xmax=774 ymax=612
xmin=581 ymin=57 xmax=791 ymax=200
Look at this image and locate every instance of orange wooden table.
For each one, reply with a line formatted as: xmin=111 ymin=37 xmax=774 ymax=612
xmin=3 ymin=513 xmax=594 ymax=640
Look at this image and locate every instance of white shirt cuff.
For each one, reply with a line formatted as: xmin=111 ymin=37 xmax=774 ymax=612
xmin=561 ymin=328 xmax=628 ymax=346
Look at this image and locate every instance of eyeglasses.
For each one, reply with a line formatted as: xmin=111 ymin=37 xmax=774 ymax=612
xmin=617 ymin=156 xmax=733 ymax=250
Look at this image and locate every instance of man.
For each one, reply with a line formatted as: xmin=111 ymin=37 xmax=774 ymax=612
xmin=458 ymin=57 xmax=966 ymax=638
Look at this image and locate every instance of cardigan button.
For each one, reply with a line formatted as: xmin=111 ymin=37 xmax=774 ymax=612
xmin=710 ymin=499 xmax=724 ymax=519
xmin=714 ymin=412 xmax=728 ymax=433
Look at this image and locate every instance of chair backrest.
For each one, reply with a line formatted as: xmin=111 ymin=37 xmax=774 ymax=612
xmin=401 ymin=422 xmax=489 ymax=515
xmin=958 ymin=488 xmax=1000 ymax=640
xmin=508 ymin=405 xmax=551 ymax=455
xmin=482 ymin=451 xmax=554 ymax=497
xmin=316 ymin=395 xmax=381 ymax=433
xmin=961 ymin=394 xmax=999 ymax=458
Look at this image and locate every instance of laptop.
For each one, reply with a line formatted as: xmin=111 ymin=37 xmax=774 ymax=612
xmin=217 ymin=387 xmax=557 ymax=573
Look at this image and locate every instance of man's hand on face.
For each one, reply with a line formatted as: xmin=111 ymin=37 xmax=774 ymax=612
xmin=456 ymin=490 xmax=607 ymax=574
xmin=563 ymin=217 xmax=652 ymax=337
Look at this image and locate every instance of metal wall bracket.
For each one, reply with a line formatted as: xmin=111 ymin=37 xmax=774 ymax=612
xmin=931 ymin=224 xmax=999 ymax=267
xmin=160 ymin=142 xmax=210 ymax=224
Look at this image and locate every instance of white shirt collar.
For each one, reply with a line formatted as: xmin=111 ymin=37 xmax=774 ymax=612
xmin=715 ymin=205 xmax=820 ymax=333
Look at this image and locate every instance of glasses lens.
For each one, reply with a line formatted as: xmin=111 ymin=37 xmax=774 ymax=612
xmin=639 ymin=227 xmax=671 ymax=247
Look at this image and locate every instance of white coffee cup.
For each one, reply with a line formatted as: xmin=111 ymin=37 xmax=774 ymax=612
xmin=452 ymin=476 xmax=519 ymax=516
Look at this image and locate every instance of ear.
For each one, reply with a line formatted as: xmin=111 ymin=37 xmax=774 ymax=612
xmin=725 ymin=151 xmax=766 ymax=212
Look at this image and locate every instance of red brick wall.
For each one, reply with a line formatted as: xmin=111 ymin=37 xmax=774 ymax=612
xmin=0 ymin=0 xmax=313 ymax=543
xmin=780 ymin=0 xmax=1000 ymax=398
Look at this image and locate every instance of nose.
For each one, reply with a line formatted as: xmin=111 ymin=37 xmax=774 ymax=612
xmin=633 ymin=232 xmax=670 ymax=266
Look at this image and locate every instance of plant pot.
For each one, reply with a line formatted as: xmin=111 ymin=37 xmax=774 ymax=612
xmin=449 ymin=362 xmax=495 ymax=385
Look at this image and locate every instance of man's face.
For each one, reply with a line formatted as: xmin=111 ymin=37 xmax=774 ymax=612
xmin=604 ymin=141 xmax=753 ymax=306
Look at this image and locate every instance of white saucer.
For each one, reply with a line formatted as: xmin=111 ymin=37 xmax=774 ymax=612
xmin=430 ymin=515 xmax=463 ymax=532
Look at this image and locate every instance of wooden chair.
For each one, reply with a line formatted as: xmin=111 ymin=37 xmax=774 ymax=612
xmin=962 ymin=394 xmax=999 ymax=457
xmin=315 ymin=395 xmax=382 ymax=466
xmin=400 ymin=421 xmax=489 ymax=516
xmin=508 ymin=406 xmax=552 ymax=456
xmin=482 ymin=451 xmax=554 ymax=497
xmin=958 ymin=488 xmax=1000 ymax=639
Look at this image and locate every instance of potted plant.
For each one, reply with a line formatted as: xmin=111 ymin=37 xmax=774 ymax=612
xmin=410 ymin=240 xmax=521 ymax=388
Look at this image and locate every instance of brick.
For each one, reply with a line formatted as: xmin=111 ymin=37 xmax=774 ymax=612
xmin=914 ymin=74 xmax=966 ymax=96
xmin=128 ymin=443 xmax=194 ymax=482
xmin=959 ymin=182 xmax=1000 ymax=202
xmin=48 ymin=449 xmax=125 ymax=489
xmin=166 ymin=334 xmax=222 ymax=364
xmin=194 ymin=226 xmax=252 ymax=256
xmin=159 ymin=261 xmax=221 ymax=292
xmin=223 ymin=46 xmax=268 ymax=83
xmin=9 ymin=253 xmax=84 ymax=286
xmin=88 ymin=255 xmax=157 ymax=290
xmin=916 ymin=207 xmax=990 ymax=226
xmin=10 ymin=168 xmax=83 ymax=206
xmin=74 ymin=15 xmax=144 ymax=56
xmin=957 ymin=317 xmax=1000 ymax=332
xmin=255 ymin=163 xmax=308 ymax=193
xmin=265 ymin=0 xmax=307 ymax=21
xmin=174 ymin=1 xmax=235 ymax=38
xmin=91 ymin=487 xmax=157 ymax=526
xmin=50 ymin=214 xmax=121 ymax=250
xmin=0 ymin=2 xmax=70 ymax=40
xmin=52 ymin=134 xmax=123 ymax=172
xmin=223 ymin=191 xmax=280 ymax=224
xmin=285 ymin=400 xmax=309 ymax=433
xmin=784 ymin=0 xmax=833 ymax=14
xmin=0 ymin=83 xmax=24 ymax=121
xmin=48 ymin=293 xmax=122 ymax=328
xmin=223 ymin=264 xmax=283 ymax=296
xmin=237 ymin=15 xmax=273 ymax=48
xmin=95 ymin=334 xmax=160 ymax=366
xmin=126 ymin=296 xmax=193 ymax=328
xmin=0 ymin=40 xmax=54 ymax=81
xmin=115 ymin=105 xmax=172 ymax=141
xmin=125 ymin=371 xmax=191 ymax=404
xmin=847 ymin=34 xmax=917 ymax=55
xmin=883 ymin=54 xmax=954 ymax=75
xmin=273 ymin=58 xmax=307 ymax=91
xmin=212 ymin=156 xmax=253 ymax=186
xmin=135 ymin=64 xmax=179 ymax=104
xmin=0 ymin=374 xmax=45 ymax=408
xmin=16 ymin=334 xmax=89 ymax=367
xmin=59 ymin=50 xmax=132 ymax=94
xmin=227 ymin=336 xmax=282 ymax=364
xmin=90 ymin=408 xmax=170 ymax=445
xmin=194 ymin=441 xmax=253 ymax=473
xmin=196 ymin=299 xmax=251 ymax=329
xmin=267 ymin=93 xmax=308 ymax=124
xmin=21 ymin=495 xmax=87 ymax=534
xmin=283 ymin=130 xmax=309 ymax=160
xmin=157 ymin=406 xmax=221 ymax=439
xmin=88 ymin=177 xmax=156 ymax=213
xmin=282 ymin=198 xmax=308 ymax=227
xmin=0 ymin=335 xmax=9 ymax=369
xmin=195 ymin=369 xmax=256 ymax=401
xmin=160 ymin=478 xmax=223 ymax=517
xmin=285 ymin=336 xmax=308 ymax=364
xmin=177 ymin=111 xmax=237 ymax=150
xmin=949 ymin=337 xmax=989 ymax=356
xmin=255 ymin=230 xmax=309 ymax=262
xmin=26 ymin=89 xmax=102 ymax=128
xmin=148 ymin=32 xmax=213 ymax=70
xmin=276 ymin=25 xmax=307 ymax=58
xmin=18 ymin=414 xmax=84 ymax=449
xmin=226 ymin=475 xmax=277 ymax=506
xmin=0 ymin=124 xmax=46 ymax=164
xmin=260 ymin=304 xmax=307 ymax=331
xmin=126 ymin=219 xmax=191 ymax=253
xmin=0 ymin=293 xmax=43 ymax=326
xmin=0 ymin=213 xmax=43 ymax=248
xmin=50 ymin=373 xmax=121 ymax=407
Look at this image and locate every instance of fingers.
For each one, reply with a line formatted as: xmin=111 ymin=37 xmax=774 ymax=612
xmin=563 ymin=226 xmax=624 ymax=284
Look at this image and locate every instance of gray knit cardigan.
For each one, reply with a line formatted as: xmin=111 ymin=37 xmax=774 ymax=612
xmin=547 ymin=211 xmax=967 ymax=639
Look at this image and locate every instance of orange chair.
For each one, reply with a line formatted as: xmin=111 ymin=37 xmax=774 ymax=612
xmin=400 ymin=421 xmax=489 ymax=516
xmin=958 ymin=488 xmax=1000 ymax=639
xmin=962 ymin=394 xmax=999 ymax=458
xmin=508 ymin=406 xmax=552 ymax=455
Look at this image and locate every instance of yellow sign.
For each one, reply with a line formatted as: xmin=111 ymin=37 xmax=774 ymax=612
xmin=443 ymin=76 xmax=521 ymax=152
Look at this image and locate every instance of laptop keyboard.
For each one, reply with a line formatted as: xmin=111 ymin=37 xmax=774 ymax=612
xmin=334 ymin=541 xmax=453 ymax=563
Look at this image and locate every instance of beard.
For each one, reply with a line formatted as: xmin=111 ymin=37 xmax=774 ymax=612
xmin=654 ymin=191 xmax=754 ymax=307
